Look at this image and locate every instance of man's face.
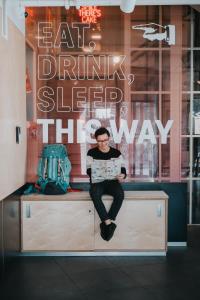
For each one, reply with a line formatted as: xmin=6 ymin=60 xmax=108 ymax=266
xmin=96 ymin=133 xmax=110 ymax=151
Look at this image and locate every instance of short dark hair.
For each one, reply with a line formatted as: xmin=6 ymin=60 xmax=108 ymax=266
xmin=94 ymin=127 xmax=110 ymax=139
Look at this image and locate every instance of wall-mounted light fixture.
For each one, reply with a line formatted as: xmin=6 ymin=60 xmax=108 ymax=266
xmin=65 ymin=0 xmax=80 ymax=10
xmin=16 ymin=126 xmax=21 ymax=144
xmin=120 ymin=0 xmax=136 ymax=13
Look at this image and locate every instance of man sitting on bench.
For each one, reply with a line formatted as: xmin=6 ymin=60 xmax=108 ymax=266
xmin=86 ymin=127 xmax=126 ymax=241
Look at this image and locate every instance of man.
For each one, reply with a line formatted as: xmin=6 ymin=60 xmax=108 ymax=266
xmin=86 ymin=127 xmax=126 ymax=241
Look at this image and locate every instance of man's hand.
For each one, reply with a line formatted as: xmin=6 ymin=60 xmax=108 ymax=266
xmin=116 ymin=173 xmax=125 ymax=182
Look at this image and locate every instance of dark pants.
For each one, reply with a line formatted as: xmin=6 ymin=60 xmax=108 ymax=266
xmin=89 ymin=180 xmax=124 ymax=222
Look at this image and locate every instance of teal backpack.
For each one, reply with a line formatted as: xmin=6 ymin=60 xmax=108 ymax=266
xmin=37 ymin=144 xmax=71 ymax=194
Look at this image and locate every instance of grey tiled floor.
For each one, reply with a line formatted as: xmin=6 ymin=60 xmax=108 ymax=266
xmin=1 ymin=246 xmax=200 ymax=300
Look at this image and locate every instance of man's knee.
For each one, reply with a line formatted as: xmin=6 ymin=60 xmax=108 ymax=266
xmin=115 ymin=182 xmax=124 ymax=200
xmin=117 ymin=189 xmax=124 ymax=202
xmin=120 ymin=188 xmax=125 ymax=199
xmin=112 ymin=185 xmax=124 ymax=202
xmin=89 ymin=184 xmax=103 ymax=200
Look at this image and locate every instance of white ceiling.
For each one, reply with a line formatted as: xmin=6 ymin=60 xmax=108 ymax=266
xmin=21 ymin=0 xmax=200 ymax=7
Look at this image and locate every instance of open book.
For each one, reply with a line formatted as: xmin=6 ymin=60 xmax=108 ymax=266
xmin=91 ymin=158 xmax=122 ymax=183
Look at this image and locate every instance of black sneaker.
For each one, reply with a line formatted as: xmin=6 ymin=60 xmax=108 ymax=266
xmin=100 ymin=222 xmax=107 ymax=240
xmin=105 ymin=222 xmax=117 ymax=241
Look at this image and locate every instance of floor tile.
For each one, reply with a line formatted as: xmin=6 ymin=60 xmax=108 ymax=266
xmin=54 ymin=256 xmax=114 ymax=275
xmin=67 ymin=267 xmax=136 ymax=291
xmin=84 ymin=286 xmax=157 ymax=300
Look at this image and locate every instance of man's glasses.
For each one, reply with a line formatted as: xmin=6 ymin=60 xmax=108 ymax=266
xmin=97 ymin=139 xmax=109 ymax=143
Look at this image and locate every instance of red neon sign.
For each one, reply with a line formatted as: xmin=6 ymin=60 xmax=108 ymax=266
xmin=79 ymin=6 xmax=102 ymax=24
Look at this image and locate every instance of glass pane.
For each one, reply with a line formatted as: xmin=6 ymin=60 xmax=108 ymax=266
xmin=162 ymin=94 xmax=170 ymax=125
xmin=192 ymin=181 xmax=200 ymax=224
xmin=193 ymin=138 xmax=200 ymax=177
xmin=193 ymin=94 xmax=200 ymax=135
xmin=131 ymin=51 xmax=159 ymax=91
xmin=182 ymin=51 xmax=191 ymax=91
xmin=181 ymin=138 xmax=190 ymax=177
xmin=162 ymin=51 xmax=170 ymax=91
xmin=194 ymin=8 xmax=200 ymax=48
xmin=130 ymin=139 xmax=159 ymax=179
xmin=182 ymin=94 xmax=190 ymax=135
xmin=161 ymin=6 xmax=170 ymax=48
xmin=161 ymin=138 xmax=170 ymax=177
xmin=182 ymin=6 xmax=191 ymax=48
xmin=194 ymin=51 xmax=200 ymax=91
xmin=100 ymin=7 xmax=124 ymax=52
xmin=131 ymin=6 xmax=159 ymax=48
xmin=131 ymin=94 xmax=159 ymax=135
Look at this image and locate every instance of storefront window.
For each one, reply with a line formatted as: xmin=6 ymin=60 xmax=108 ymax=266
xmin=25 ymin=5 xmax=197 ymax=187
xmin=24 ymin=4 xmax=200 ymax=223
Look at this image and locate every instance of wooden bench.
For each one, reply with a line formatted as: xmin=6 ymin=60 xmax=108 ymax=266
xmin=21 ymin=191 xmax=168 ymax=255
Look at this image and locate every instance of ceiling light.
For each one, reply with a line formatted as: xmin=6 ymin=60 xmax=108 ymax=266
xmin=113 ymin=56 xmax=121 ymax=64
xmin=35 ymin=36 xmax=44 ymax=40
xmin=91 ymin=34 xmax=102 ymax=40
xmin=82 ymin=47 xmax=94 ymax=53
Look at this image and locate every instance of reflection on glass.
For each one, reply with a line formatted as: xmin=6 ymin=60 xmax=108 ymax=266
xmin=193 ymin=95 xmax=200 ymax=135
xmin=131 ymin=140 xmax=159 ymax=178
xmin=161 ymin=6 xmax=170 ymax=48
xmin=182 ymin=6 xmax=191 ymax=48
xmin=162 ymin=95 xmax=170 ymax=125
xmin=130 ymin=96 xmax=159 ymax=179
xmin=131 ymin=51 xmax=159 ymax=91
xmin=162 ymin=51 xmax=170 ymax=91
xmin=182 ymin=51 xmax=191 ymax=91
xmin=131 ymin=94 xmax=159 ymax=134
xmin=162 ymin=6 xmax=170 ymax=24
xmin=161 ymin=139 xmax=170 ymax=177
xmin=194 ymin=9 xmax=200 ymax=48
xmin=181 ymin=138 xmax=190 ymax=177
xmin=193 ymin=138 xmax=200 ymax=177
xmin=194 ymin=51 xmax=200 ymax=91
xmin=182 ymin=94 xmax=190 ymax=135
